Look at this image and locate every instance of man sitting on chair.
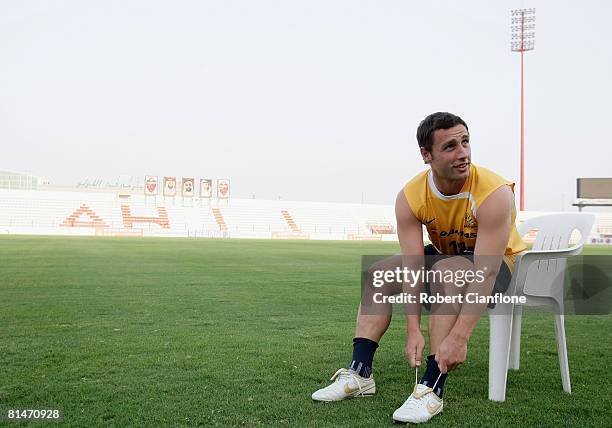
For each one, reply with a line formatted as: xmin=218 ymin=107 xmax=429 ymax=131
xmin=311 ymin=112 xmax=526 ymax=423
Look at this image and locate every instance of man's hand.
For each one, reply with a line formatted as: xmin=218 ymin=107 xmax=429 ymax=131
xmin=405 ymin=330 xmax=426 ymax=368
xmin=435 ymin=333 xmax=468 ymax=373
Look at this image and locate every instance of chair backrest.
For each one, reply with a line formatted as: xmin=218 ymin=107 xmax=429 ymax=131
xmin=515 ymin=213 xmax=595 ymax=304
xmin=517 ymin=213 xmax=594 ymax=251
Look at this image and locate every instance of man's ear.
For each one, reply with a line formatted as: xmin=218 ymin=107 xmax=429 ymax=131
xmin=420 ymin=148 xmax=432 ymax=164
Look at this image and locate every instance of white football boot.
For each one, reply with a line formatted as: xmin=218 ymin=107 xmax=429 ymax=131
xmin=311 ymin=368 xmax=376 ymax=402
xmin=392 ymin=383 xmax=443 ymax=423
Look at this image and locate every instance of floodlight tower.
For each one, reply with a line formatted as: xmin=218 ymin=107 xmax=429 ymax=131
xmin=511 ymin=8 xmax=536 ymax=211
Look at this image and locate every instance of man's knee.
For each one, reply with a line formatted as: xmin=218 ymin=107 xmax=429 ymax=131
xmin=361 ymin=256 xmax=403 ymax=315
xmin=364 ymin=255 xmax=403 ymax=294
xmin=430 ymin=257 xmax=474 ymax=294
xmin=428 ymin=257 xmax=473 ymax=314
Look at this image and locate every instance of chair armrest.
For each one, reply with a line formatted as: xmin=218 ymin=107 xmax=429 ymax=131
xmin=510 ymin=244 xmax=584 ymax=295
xmin=521 ymin=243 xmax=584 ymax=261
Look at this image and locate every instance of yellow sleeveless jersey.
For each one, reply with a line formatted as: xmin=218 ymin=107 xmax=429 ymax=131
xmin=403 ymin=164 xmax=526 ymax=264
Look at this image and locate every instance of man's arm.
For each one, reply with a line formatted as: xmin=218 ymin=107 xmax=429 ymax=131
xmin=435 ymin=185 xmax=514 ymax=373
xmin=450 ymin=184 xmax=514 ymax=340
xmin=395 ymin=189 xmax=425 ymax=253
xmin=395 ymin=190 xmax=426 ymax=366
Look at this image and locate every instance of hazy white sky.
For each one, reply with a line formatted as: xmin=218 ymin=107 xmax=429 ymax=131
xmin=2 ymin=0 xmax=611 ymax=210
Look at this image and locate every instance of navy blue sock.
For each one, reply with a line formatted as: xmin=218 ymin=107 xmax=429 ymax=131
xmin=349 ymin=337 xmax=379 ymax=378
xmin=420 ymin=354 xmax=447 ymax=397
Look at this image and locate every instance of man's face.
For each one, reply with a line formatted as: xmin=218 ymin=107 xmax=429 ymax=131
xmin=219 ymin=182 xmax=228 ymax=195
xmin=422 ymin=125 xmax=471 ymax=181
xmin=146 ymin=178 xmax=157 ymax=193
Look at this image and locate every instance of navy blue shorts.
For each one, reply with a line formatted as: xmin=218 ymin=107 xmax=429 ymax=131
xmin=422 ymin=244 xmax=513 ymax=310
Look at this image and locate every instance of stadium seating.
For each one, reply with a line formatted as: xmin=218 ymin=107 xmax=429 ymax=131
xmin=0 ymin=189 xmax=396 ymax=240
xmin=0 ymin=189 xmax=608 ymax=242
xmin=597 ymin=213 xmax=612 ymax=237
xmin=60 ymin=204 xmax=109 ymax=228
xmin=280 ymin=210 xmax=300 ymax=232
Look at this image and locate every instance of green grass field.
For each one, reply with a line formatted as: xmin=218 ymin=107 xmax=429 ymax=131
xmin=1 ymin=236 xmax=611 ymax=427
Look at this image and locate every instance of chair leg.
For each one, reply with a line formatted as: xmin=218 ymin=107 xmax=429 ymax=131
xmin=508 ymin=305 xmax=523 ymax=370
xmin=488 ymin=304 xmax=513 ymax=401
xmin=554 ymin=313 xmax=571 ymax=394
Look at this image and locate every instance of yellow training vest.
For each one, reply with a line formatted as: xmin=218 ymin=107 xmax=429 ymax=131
xmin=403 ymin=164 xmax=526 ymax=260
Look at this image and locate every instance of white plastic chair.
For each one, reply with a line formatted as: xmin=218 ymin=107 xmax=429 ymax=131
xmin=488 ymin=213 xmax=596 ymax=401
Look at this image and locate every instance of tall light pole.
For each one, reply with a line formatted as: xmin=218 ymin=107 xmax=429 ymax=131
xmin=511 ymin=8 xmax=536 ymax=211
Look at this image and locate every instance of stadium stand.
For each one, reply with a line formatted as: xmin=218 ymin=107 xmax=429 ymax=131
xmin=367 ymin=221 xmax=395 ymax=235
xmin=211 ymin=207 xmax=228 ymax=232
xmin=597 ymin=213 xmax=612 ymax=237
xmin=0 ymin=189 xmax=395 ymax=240
xmin=121 ymin=205 xmax=170 ymax=229
xmin=60 ymin=204 xmax=109 ymax=228
xmin=591 ymin=212 xmax=612 ymax=244
xmin=0 ymin=188 xmax=606 ymax=243
xmin=280 ymin=210 xmax=301 ymax=232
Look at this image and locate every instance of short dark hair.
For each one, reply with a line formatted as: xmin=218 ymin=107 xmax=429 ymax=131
xmin=416 ymin=112 xmax=468 ymax=152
